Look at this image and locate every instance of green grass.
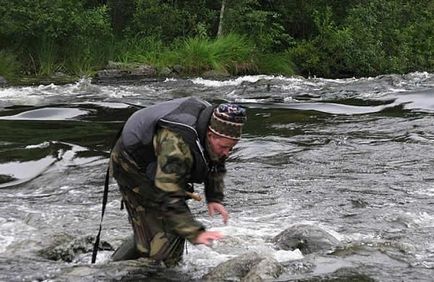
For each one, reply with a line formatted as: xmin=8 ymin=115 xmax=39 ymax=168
xmin=0 ymin=50 xmax=20 ymax=80
xmin=111 ymin=34 xmax=260 ymax=76
xmin=255 ymin=53 xmax=295 ymax=76
xmin=176 ymin=34 xmax=256 ymax=74
xmin=36 ymin=38 xmax=61 ymax=76
xmin=3 ymin=34 xmax=297 ymax=80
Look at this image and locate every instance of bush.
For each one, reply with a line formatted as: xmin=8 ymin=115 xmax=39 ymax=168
xmin=255 ymin=53 xmax=294 ymax=76
xmin=0 ymin=0 xmax=113 ymax=76
xmin=0 ymin=50 xmax=20 ymax=80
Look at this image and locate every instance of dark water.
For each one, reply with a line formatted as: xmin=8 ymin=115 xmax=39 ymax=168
xmin=0 ymin=73 xmax=433 ymax=281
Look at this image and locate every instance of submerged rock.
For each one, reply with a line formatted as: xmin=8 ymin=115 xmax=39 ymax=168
xmin=0 ymin=76 xmax=7 ymax=85
xmin=0 ymin=174 xmax=16 ymax=184
xmin=203 ymin=252 xmax=283 ymax=281
xmin=294 ymin=267 xmax=375 ymax=282
xmin=39 ymin=234 xmax=113 ymax=262
xmin=202 ymin=69 xmax=231 ymax=79
xmin=272 ymin=224 xmax=341 ymax=255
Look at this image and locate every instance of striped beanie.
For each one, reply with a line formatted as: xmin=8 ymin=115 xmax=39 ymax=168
xmin=209 ymin=104 xmax=247 ymax=140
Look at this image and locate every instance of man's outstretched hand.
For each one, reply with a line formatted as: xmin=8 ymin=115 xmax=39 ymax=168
xmin=207 ymin=202 xmax=229 ymax=224
xmin=193 ymin=231 xmax=223 ymax=246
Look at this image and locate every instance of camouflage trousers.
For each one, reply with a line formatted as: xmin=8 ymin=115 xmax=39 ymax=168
xmin=110 ymin=140 xmax=185 ymax=266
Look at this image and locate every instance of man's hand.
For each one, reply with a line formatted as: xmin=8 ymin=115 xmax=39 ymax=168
xmin=207 ymin=202 xmax=229 ymax=224
xmin=193 ymin=231 xmax=223 ymax=245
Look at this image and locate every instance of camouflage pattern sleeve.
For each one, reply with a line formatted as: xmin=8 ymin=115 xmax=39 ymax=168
xmin=153 ymin=127 xmax=205 ymax=242
xmin=204 ymin=162 xmax=226 ymax=203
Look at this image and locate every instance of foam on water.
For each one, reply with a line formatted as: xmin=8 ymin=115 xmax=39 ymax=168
xmin=191 ymin=75 xmax=305 ymax=87
xmin=0 ymin=219 xmax=38 ymax=254
xmin=0 ymin=107 xmax=89 ymax=120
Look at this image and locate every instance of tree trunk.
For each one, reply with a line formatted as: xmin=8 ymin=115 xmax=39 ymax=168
xmin=217 ymin=0 xmax=226 ymax=38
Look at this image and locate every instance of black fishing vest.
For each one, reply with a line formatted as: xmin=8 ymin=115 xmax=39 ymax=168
xmin=120 ymin=97 xmax=214 ymax=183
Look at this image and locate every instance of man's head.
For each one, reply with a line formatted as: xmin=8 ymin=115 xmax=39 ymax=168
xmin=207 ymin=103 xmax=247 ymax=160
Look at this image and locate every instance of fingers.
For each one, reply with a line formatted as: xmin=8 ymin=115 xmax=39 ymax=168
xmin=208 ymin=202 xmax=230 ymax=224
xmin=194 ymin=231 xmax=224 ymax=246
xmin=208 ymin=205 xmax=214 ymax=217
xmin=219 ymin=207 xmax=229 ymax=225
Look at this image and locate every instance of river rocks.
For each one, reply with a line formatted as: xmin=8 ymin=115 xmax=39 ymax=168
xmin=202 ymin=252 xmax=283 ymax=281
xmin=0 ymin=174 xmax=16 ymax=185
xmin=202 ymin=69 xmax=231 ymax=79
xmin=272 ymin=224 xmax=341 ymax=255
xmin=159 ymin=67 xmax=173 ymax=77
xmin=0 ymin=76 xmax=7 ymax=86
xmin=38 ymin=234 xmax=113 ymax=262
xmin=94 ymin=62 xmax=157 ymax=83
xmin=293 ymin=267 xmax=375 ymax=282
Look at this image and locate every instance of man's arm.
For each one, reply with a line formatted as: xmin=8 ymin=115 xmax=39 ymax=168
xmin=153 ymin=127 xmax=205 ymax=242
xmin=205 ymin=162 xmax=229 ymax=224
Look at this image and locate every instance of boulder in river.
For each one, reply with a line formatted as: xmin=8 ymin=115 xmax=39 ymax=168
xmin=94 ymin=63 xmax=157 ymax=83
xmin=202 ymin=252 xmax=283 ymax=281
xmin=38 ymin=234 xmax=113 ymax=262
xmin=0 ymin=76 xmax=7 ymax=85
xmin=272 ymin=224 xmax=341 ymax=255
xmin=293 ymin=267 xmax=375 ymax=282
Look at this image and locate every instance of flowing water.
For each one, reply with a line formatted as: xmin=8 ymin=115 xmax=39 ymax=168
xmin=0 ymin=73 xmax=433 ymax=281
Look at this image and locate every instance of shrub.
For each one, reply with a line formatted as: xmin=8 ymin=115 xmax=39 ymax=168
xmin=0 ymin=50 xmax=20 ymax=80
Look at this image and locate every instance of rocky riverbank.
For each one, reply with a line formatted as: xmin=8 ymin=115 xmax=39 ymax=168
xmin=0 ymin=61 xmax=233 ymax=87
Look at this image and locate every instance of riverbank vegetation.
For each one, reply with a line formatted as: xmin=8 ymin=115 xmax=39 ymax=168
xmin=0 ymin=0 xmax=432 ymax=83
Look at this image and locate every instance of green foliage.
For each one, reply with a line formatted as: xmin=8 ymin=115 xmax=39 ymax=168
xmin=0 ymin=0 xmax=112 ymax=76
xmin=63 ymin=5 xmax=114 ymax=75
xmin=288 ymin=0 xmax=434 ymax=77
xmin=0 ymin=0 xmax=432 ymax=79
xmin=254 ymin=53 xmax=294 ymax=76
xmin=128 ymin=0 xmax=215 ymax=42
xmin=35 ymin=37 xmax=61 ymax=76
xmin=113 ymin=36 xmax=175 ymax=67
xmin=223 ymin=0 xmax=294 ymax=52
xmin=176 ymin=34 xmax=256 ymax=75
xmin=0 ymin=50 xmax=20 ymax=80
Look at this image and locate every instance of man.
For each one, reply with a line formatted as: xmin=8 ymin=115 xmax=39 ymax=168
xmin=109 ymin=96 xmax=246 ymax=266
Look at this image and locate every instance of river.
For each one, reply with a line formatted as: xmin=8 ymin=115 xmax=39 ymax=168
xmin=0 ymin=73 xmax=433 ymax=281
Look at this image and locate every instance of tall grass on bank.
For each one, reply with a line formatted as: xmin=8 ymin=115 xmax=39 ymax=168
xmin=0 ymin=50 xmax=20 ymax=80
xmin=35 ymin=37 xmax=61 ymax=76
xmin=177 ymin=34 xmax=256 ymax=74
xmin=113 ymin=36 xmax=181 ymax=70
xmin=113 ymin=34 xmax=267 ymax=76
xmin=2 ymin=34 xmax=295 ymax=80
xmin=65 ymin=39 xmax=114 ymax=76
xmin=255 ymin=53 xmax=295 ymax=76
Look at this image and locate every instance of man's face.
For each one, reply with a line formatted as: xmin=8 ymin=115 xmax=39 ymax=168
xmin=207 ymin=131 xmax=238 ymax=160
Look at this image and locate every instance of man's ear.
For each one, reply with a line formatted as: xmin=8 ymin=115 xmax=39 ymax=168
xmin=207 ymin=129 xmax=213 ymax=138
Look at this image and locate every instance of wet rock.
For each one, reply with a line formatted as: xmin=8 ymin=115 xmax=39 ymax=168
xmin=94 ymin=63 xmax=157 ymax=82
xmin=202 ymin=69 xmax=231 ymax=79
xmin=159 ymin=67 xmax=173 ymax=77
xmin=0 ymin=174 xmax=16 ymax=184
xmin=0 ymin=76 xmax=7 ymax=85
xmin=351 ymin=198 xmax=368 ymax=208
xmin=295 ymin=267 xmax=375 ymax=282
xmin=172 ymin=64 xmax=184 ymax=74
xmin=203 ymin=252 xmax=283 ymax=281
xmin=107 ymin=60 xmax=125 ymax=69
xmin=272 ymin=224 xmax=341 ymax=255
xmin=39 ymin=234 xmax=113 ymax=262
xmin=242 ymin=256 xmax=284 ymax=282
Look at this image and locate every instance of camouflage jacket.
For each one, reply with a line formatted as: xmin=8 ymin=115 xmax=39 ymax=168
xmin=152 ymin=127 xmax=226 ymax=241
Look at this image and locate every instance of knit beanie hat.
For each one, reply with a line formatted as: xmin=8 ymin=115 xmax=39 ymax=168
xmin=209 ymin=103 xmax=247 ymax=140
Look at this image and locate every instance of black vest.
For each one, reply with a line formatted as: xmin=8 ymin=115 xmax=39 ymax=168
xmin=121 ymin=97 xmax=214 ymax=183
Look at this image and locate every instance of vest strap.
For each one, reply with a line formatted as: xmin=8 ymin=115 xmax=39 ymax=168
xmin=91 ymin=165 xmax=110 ymax=263
xmin=91 ymin=125 xmax=124 ymax=264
